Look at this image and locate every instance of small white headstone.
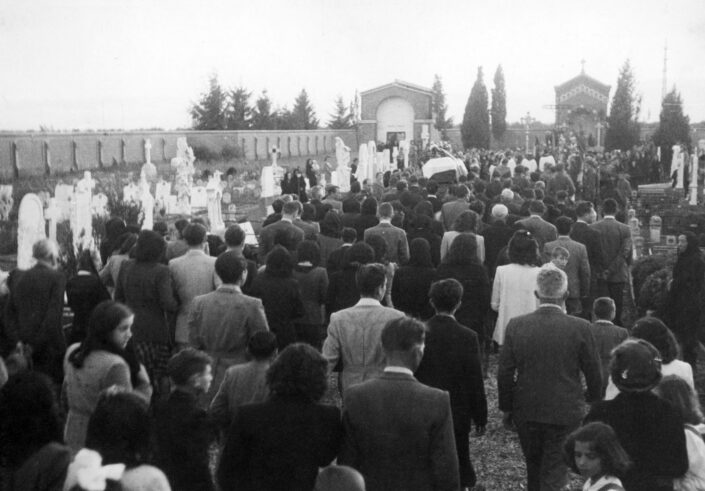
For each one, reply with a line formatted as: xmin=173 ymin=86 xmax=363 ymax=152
xmin=54 ymin=183 xmax=75 ymax=221
xmin=17 ymin=194 xmax=46 ymax=270
xmin=190 ymin=185 xmax=208 ymax=209
xmin=206 ymin=171 xmax=225 ymax=232
xmin=91 ymin=193 xmax=109 ymax=217
xmin=139 ymin=174 xmax=155 ymax=230
xmin=73 ymin=171 xmax=95 ymax=249
xmin=0 ymin=185 xmax=13 ymax=221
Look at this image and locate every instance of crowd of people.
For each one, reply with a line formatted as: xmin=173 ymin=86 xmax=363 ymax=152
xmin=0 ymin=144 xmax=704 ymax=491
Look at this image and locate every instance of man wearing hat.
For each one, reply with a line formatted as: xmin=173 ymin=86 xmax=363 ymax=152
xmin=481 ymin=204 xmax=514 ymax=278
xmin=585 ymin=339 xmax=688 ymax=491
xmin=498 ymin=267 xmax=602 ymax=491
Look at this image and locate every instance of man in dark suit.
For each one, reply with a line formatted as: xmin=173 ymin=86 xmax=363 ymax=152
xmin=4 ymin=239 xmax=66 ymax=385
xmin=340 ymin=317 xmax=460 ymax=491
xmin=326 ymin=227 xmax=356 ymax=275
xmin=481 ymin=204 xmax=515 ymax=278
xmin=415 ymin=279 xmax=487 ymax=490
xmin=590 ymin=297 xmax=628 ymax=394
xmin=569 ymin=201 xmax=605 ymax=318
xmin=258 ymin=200 xmax=304 ymax=262
xmin=590 ymin=198 xmax=632 ymax=326
xmin=543 ymin=216 xmax=590 ymax=316
xmin=498 ymin=267 xmax=602 ymax=491
xmin=515 ymin=200 xmax=558 ymax=250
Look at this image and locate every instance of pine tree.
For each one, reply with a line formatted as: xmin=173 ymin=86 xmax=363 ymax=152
xmin=653 ymin=88 xmax=691 ymax=167
xmin=251 ymin=90 xmax=275 ymax=130
xmin=605 ymin=59 xmax=641 ymax=151
xmin=190 ymin=75 xmax=227 ymax=130
xmin=432 ymin=74 xmax=453 ymax=138
xmin=328 ymin=95 xmax=352 ymax=129
xmin=225 ymin=86 xmax=252 ymax=130
xmin=273 ymin=106 xmax=295 ymax=130
xmin=461 ymin=67 xmax=490 ymax=149
xmin=490 ymin=65 xmax=507 ymax=142
xmin=291 ymin=89 xmax=319 ymax=129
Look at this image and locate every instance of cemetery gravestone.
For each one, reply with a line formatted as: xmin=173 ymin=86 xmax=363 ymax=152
xmin=17 ymin=193 xmax=46 ymax=270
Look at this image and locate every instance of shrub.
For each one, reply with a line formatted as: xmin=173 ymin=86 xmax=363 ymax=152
xmin=631 ymin=254 xmax=673 ymax=303
xmin=192 ymin=145 xmax=219 ymax=163
xmin=637 ymin=267 xmax=672 ymax=317
xmin=221 ymin=144 xmax=244 ymax=161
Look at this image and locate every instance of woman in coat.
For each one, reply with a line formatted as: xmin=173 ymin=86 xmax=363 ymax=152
xmin=250 ymin=246 xmax=305 ymax=350
xmin=115 ymin=230 xmax=177 ymax=395
xmin=392 ymin=238 xmax=436 ymax=319
xmin=666 ymin=231 xmax=705 ymax=369
xmin=66 ymin=249 xmax=110 ymax=344
xmin=63 ymin=301 xmax=151 ymax=453
xmin=436 ymin=234 xmax=490 ymax=344
xmin=293 ymin=241 xmax=329 ymax=350
xmin=217 ymin=343 xmax=341 ymax=491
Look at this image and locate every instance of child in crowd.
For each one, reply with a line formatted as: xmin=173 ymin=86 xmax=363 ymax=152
xmin=210 ymin=331 xmax=278 ymax=431
xmin=154 ymin=348 xmax=216 ymax=491
xmin=549 ymin=246 xmax=569 ymax=270
xmin=655 ymin=375 xmax=705 ymax=491
xmin=564 ymin=422 xmax=631 ymax=491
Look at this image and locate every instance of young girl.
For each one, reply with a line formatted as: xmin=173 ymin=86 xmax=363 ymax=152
xmin=655 ymin=375 xmax=705 ymax=491
xmin=564 ymin=422 xmax=631 ymax=491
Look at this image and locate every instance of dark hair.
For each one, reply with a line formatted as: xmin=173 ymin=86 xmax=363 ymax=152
xmin=656 ymin=375 xmax=704 ymax=425
xmin=602 ymin=198 xmax=618 ymax=215
xmin=413 ymin=200 xmax=434 ymax=220
xmin=342 ymin=199 xmax=361 ymax=214
xmin=265 ymin=245 xmax=295 ymax=278
xmin=429 ymin=279 xmax=463 ymax=313
xmin=224 ymin=224 xmax=246 ymax=248
xmin=152 ymin=221 xmax=169 ymax=237
xmin=266 ymin=343 xmax=327 ymax=402
xmin=69 ymin=301 xmax=140 ymax=386
xmin=575 ymin=201 xmax=594 ymax=218
xmin=76 ymin=249 xmax=99 ymax=276
xmin=555 ymin=216 xmax=574 ymax=235
xmin=593 ymin=297 xmax=616 ymax=320
xmin=105 ymin=217 xmax=127 ymax=242
xmin=320 ymin=211 xmax=342 ymax=238
xmin=563 ymin=422 xmax=631 ymax=477
xmin=85 ymin=391 xmax=151 ymax=468
xmin=174 ymin=218 xmax=190 ymax=235
xmin=182 ymin=223 xmax=207 ymax=246
xmin=343 ymin=242 xmax=375 ymax=269
xmin=396 ymin=181 xmax=407 ymax=192
xmin=408 ymin=238 xmax=433 ymax=268
xmin=350 ymin=181 xmax=361 ymax=194
xmin=508 ymin=230 xmax=539 ymax=265
xmin=455 ymin=185 xmax=470 ymax=198
xmin=452 ymin=210 xmax=479 ymax=233
xmin=0 ymin=372 xmax=63 ymax=468
xmin=115 ymin=232 xmax=138 ymax=255
xmin=361 ymin=197 xmax=378 ymax=216
xmin=468 ymin=200 xmax=485 ymax=218
xmin=365 ymin=234 xmax=388 ymax=264
xmin=341 ymin=227 xmax=357 ymax=243
xmin=248 ymin=331 xmax=278 ymax=360
xmin=381 ymin=317 xmax=425 ymax=352
xmin=356 ymin=263 xmax=387 ymax=296
xmin=215 ymin=251 xmax=247 ymax=284
xmin=301 ymin=203 xmax=316 ymax=221
xmin=631 ymin=316 xmax=679 ymax=363
xmin=426 ymin=180 xmax=438 ymax=194
xmin=529 ymin=200 xmax=546 ymax=214
xmin=297 ymin=240 xmax=321 ymax=266
xmin=167 ymin=348 xmax=212 ymax=386
xmin=133 ymin=230 xmax=166 ymax=263
xmin=271 ymin=199 xmax=284 ymax=214
xmin=444 ymin=233 xmax=480 ymax=266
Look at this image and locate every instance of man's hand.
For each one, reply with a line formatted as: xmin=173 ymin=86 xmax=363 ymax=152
xmin=502 ymin=412 xmax=515 ymax=432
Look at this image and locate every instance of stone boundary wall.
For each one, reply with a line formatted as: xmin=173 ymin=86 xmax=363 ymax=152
xmin=0 ymin=129 xmax=358 ymax=179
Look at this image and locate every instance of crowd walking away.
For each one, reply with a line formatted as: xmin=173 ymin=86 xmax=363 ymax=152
xmin=2 ymin=144 xmax=705 ymax=491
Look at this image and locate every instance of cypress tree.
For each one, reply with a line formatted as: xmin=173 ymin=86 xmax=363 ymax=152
xmin=461 ymin=67 xmax=490 ymax=149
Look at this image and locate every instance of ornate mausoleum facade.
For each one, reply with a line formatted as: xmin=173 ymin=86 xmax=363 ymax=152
xmin=554 ymin=69 xmax=610 ymax=147
xmin=358 ymin=80 xmax=439 ymax=148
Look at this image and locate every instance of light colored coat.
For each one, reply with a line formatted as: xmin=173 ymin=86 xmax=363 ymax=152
xmin=322 ymin=299 xmax=405 ymax=394
xmin=169 ymin=249 xmax=218 ymax=345
xmin=491 ymin=263 xmax=541 ymax=345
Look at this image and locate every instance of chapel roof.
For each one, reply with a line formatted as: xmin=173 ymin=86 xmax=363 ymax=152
xmin=361 ymin=79 xmax=434 ymax=96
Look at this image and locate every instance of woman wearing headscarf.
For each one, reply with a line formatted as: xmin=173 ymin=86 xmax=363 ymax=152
xmin=391 ymin=238 xmax=436 ymax=319
xmin=667 ymin=231 xmax=705 ymax=369
xmin=317 ymin=211 xmax=343 ymax=267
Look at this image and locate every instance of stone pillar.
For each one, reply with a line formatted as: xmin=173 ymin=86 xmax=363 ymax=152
xmin=72 ymin=140 xmax=78 ymax=171
xmin=97 ymin=139 xmax=104 ymax=168
xmin=11 ymin=141 xmax=19 ymax=178
xmin=253 ymin=137 xmax=258 ymax=160
xmin=287 ymin=136 xmax=292 ymax=158
xmin=121 ymin=138 xmax=127 ymax=165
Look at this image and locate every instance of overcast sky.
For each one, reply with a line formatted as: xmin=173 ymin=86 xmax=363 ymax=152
xmin=1 ymin=0 xmax=703 ymax=131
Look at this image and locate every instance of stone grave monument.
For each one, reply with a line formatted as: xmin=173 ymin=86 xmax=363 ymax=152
xmin=171 ymin=137 xmax=196 ymax=215
xmin=17 ymin=193 xmax=46 ymax=270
